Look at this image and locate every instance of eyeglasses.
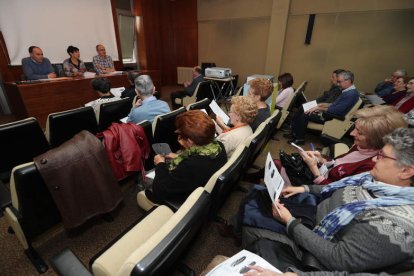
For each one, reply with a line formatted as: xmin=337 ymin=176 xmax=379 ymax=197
xmin=376 ymin=150 xmax=397 ymax=161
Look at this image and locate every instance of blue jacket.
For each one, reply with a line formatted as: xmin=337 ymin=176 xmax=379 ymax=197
xmin=327 ymin=87 xmax=360 ymax=117
xmin=127 ymin=96 xmax=170 ymax=124
xmin=21 ymin=57 xmax=54 ymax=80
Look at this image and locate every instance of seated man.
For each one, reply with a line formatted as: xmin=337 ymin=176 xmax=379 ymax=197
xmin=121 ymin=71 xmax=140 ymax=99
xmin=126 ymin=75 xmax=170 ymax=123
xmin=21 ymin=46 xmax=56 ymax=80
xmin=375 ymin=69 xmax=407 ymax=97
xmin=288 ymin=70 xmax=360 ymax=145
xmin=92 ymin=44 xmax=115 ymax=74
xmin=315 ymin=69 xmax=345 ymax=104
xmin=85 ymin=77 xmax=120 ymax=116
xmin=170 ymin=66 xmax=204 ymax=109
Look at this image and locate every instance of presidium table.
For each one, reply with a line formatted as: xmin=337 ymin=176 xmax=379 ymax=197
xmin=4 ymin=70 xmax=161 ymax=129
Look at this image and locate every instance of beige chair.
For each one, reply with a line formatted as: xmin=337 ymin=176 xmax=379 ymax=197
xmin=174 ymin=81 xmax=211 ymax=107
xmin=307 ymin=97 xmax=363 ymax=141
xmin=276 ymin=80 xmax=308 ymax=129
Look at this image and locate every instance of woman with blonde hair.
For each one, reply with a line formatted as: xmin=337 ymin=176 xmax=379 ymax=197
xmin=299 ymin=105 xmax=407 ymax=185
xmin=215 ymin=96 xmax=258 ymax=158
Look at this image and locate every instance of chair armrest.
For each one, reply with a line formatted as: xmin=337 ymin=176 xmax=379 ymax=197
xmin=50 ymin=248 xmax=92 ymax=276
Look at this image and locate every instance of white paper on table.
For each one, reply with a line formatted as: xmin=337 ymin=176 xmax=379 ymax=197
xmin=145 ymin=170 xmax=155 ymax=179
xmin=206 ymin=249 xmax=281 ymax=276
xmin=264 ymin=153 xmax=284 ymax=204
xmin=302 ymin=100 xmax=318 ymax=112
xmin=110 ymin=87 xmax=125 ymax=97
xmin=84 ymin=72 xmax=97 ymax=78
xmin=209 ymin=100 xmax=230 ymax=125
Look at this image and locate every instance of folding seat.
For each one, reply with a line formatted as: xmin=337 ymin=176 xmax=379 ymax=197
xmin=186 ymin=97 xmax=211 ymax=112
xmin=174 ymin=81 xmax=214 ymax=108
xmin=97 ymin=98 xmax=132 ymax=131
xmin=137 ymin=120 xmax=155 ymax=171
xmin=152 ymin=107 xmax=186 ymax=153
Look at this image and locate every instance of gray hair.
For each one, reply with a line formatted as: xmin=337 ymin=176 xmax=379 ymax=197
xmin=337 ymin=70 xmax=354 ymax=83
xmin=135 ymin=75 xmax=154 ymax=96
xmin=383 ymin=128 xmax=414 ymax=169
xmin=394 ymin=69 xmax=407 ymax=77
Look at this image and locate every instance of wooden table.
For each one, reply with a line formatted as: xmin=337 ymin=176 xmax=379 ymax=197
xmin=4 ymin=70 xmax=161 ymax=128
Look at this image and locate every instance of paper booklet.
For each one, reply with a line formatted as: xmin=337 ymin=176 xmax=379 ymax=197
xmin=302 ymin=100 xmax=318 ymax=112
xmin=264 ymin=153 xmax=285 ymax=204
xmin=110 ymin=87 xmax=125 ymax=98
xmin=209 ymin=100 xmax=230 ymax=125
xmin=206 ymin=249 xmax=281 ymax=275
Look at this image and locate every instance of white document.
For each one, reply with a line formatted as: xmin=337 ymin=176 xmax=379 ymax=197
xmin=366 ymin=95 xmax=385 ymax=105
xmin=206 ymin=249 xmax=281 ymax=276
xmin=110 ymin=87 xmax=125 ymax=98
xmin=302 ymin=100 xmax=318 ymax=112
xmin=145 ymin=170 xmax=155 ymax=179
xmin=264 ymin=153 xmax=284 ymax=204
xmin=83 ymin=72 xmax=97 ymax=78
xmin=209 ymin=100 xmax=230 ymax=125
xmin=120 ymin=116 xmax=128 ymax=123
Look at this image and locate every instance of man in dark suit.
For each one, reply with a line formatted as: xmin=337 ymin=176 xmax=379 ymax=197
xmin=170 ymin=66 xmax=204 ymax=109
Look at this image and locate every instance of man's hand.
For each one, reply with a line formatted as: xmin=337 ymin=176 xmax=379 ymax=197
xmin=48 ymin=72 xmax=57 ymax=79
xmin=134 ymin=98 xmax=143 ymax=108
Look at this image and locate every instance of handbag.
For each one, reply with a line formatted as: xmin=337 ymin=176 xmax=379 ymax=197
xmin=279 ymin=150 xmax=314 ymax=186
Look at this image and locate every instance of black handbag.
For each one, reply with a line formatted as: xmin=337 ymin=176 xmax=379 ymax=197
xmin=279 ymin=150 xmax=314 ymax=186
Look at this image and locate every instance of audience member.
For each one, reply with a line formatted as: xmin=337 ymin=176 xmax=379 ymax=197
xmin=21 ymin=46 xmax=56 ymax=80
xmin=126 ymin=75 xmax=170 ymax=124
xmin=382 ymin=76 xmax=409 ymax=104
xmin=247 ymin=78 xmax=273 ymax=131
xmin=287 ymin=70 xmax=360 ymax=145
xmin=215 ymin=96 xmax=257 ymax=158
xmin=375 ymin=69 xmax=407 ymax=97
xmin=85 ymin=77 xmax=120 ymax=116
xmin=92 ymin=44 xmax=115 ymax=74
xmin=244 ymin=128 xmax=414 ymax=274
xmin=314 ymin=69 xmax=345 ymax=104
xmin=142 ymin=110 xmax=227 ymax=205
xmin=170 ymin=66 xmax=204 ymax=109
xmin=392 ymin=76 xmax=414 ymax=114
xmin=121 ymin=71 xmax=140 ymax=99
xmin=63 ymin=45 xmax=86 ymax=77
xmin=275 ymin=73 xmax=294 ymax=109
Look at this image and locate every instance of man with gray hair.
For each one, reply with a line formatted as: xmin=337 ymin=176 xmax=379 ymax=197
xmin=126 ymin=75 xmax=170 ymax=124
xmin=375 ymin=69 xmax=407 ymax=97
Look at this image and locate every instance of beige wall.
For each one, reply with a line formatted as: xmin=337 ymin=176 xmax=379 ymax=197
xmin=198 ymin=0 xmax=414 ymax=100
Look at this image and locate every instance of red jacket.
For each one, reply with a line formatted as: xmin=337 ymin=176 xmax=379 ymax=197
xmin=98 ymin=123 xmax=150 ymax=180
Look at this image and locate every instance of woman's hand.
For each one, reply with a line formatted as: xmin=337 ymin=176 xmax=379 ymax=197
xmin=272 ymin=201 xmax=293 ymax=224
xmin=281 ymin=186 xmax=305 ymax=198
xmin=298 ymin=151 xmax=323 ymax=177
xmin=165 ymin=152 xmax=178 ymax=159
xmin=243 ymin=265 xmax=297 ymax=276
xmin=154 ymin=154 xmax=165 ymax=165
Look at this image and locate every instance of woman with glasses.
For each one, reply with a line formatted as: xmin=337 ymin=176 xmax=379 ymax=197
xmin=244 ymin=127 xmax=414 ymax=274
xmin=138 ymin=110 xmax=227 ymax=210
xmin=297 ymin=105 xmax=407 ymax=185
xmin=215 ymin=96 xmax=257 ymax=158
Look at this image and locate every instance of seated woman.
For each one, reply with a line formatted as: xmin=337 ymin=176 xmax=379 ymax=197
xmin=275 ymin=73 xmax=294 ymax=109
xmin=63 ymin=45 xmax=86 ymax=77
xmin=247 ymin=78 xmax=274 ymax=131
xmin=391 ymin=76 xmax=414 ymax=114
xmin=85 ymin=77 xmax=120 ymax=116
xmin=244 ymin=128 xmax=414 ymax=274
xmin=215 ymin=96 xmax=257 ymax=158
xmin=298 ymin=105 xmax=407 ymax=185
xmin=382 ymin=76 xmax=408 ymax=104
xmin=139 ymin=110 xmax=227 ymax=209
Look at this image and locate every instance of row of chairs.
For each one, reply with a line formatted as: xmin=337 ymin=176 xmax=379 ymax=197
xmin=50 ymin=109 xmax=282 ymax=276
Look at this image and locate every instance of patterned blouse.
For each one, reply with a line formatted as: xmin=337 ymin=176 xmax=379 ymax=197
xmin=63 ymin=58 xmax=86 ymax=77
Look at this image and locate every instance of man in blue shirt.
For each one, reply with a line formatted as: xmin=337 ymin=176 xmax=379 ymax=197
xmin=127 ymin=75 xmax=170 ymax=124
xmin=288 ymin=70 xmax=360 ymax=145
xmin=21 ymin=46 xmax=56 ymax=80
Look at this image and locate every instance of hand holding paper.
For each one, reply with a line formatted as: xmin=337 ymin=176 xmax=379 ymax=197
xmin=209 ymin=100 xmax=230 ymax=125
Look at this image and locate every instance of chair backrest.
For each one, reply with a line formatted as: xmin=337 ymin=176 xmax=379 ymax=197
xmin=152 ymin=107 xmax=186 ymax=153
xmin=186 ymin=98 xmax=211 ymax=112
xmin=264 ymin=110 xmax=281 ymax=145
xmin=195 ymin=80 xmax=215 ymax=102
xmin=137 ymin=120 xmax=155 ymax=171
xmin=0 ymin=117 xmax=50 ymax=179
xmin=9 ymin=162 xmax=62 ymax=243
xmin=45 ymin=106 xmax=98 ymax=148
xmin=244 ymin=121 xmax=271 ymax=169
xmin=98 ymin=98 xmax=131 ymax=131
xmin=91 ymin=187 xmax=210 ymax=276
xmin=205 ymin=145 xmax=250 ymax=216
xmin=343 ymin=97 xmax=363 ymax=120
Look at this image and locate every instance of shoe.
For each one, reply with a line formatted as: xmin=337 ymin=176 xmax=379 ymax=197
xmin=283 ymin=133 xmax=295 ymax=139
xmin=288 ymin=138 xmax=305 ymax=145
xmin=216 ymin=221 xmax=242 ymax=246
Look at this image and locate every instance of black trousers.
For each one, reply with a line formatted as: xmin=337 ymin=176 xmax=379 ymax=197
xmin=291 ymin=111 xmax=325 ymax=139
xmin=170 ymin=90 xmax=190 ymax=109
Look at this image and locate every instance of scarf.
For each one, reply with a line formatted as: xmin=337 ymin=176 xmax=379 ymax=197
xmin=168 ymin=141 xmax=222 ymax=171
xmin=313 ymin=172 xmax=414 ymax=240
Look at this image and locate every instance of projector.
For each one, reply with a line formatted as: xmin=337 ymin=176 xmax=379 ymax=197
xmin=205 ymin=67 xmax=232 ymax=78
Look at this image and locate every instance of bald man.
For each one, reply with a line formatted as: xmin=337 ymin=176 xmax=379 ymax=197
xmin=92 ymin=44 xmax=115 ymax=74
xmin=21 ymin=46 xmax=56 ymax=80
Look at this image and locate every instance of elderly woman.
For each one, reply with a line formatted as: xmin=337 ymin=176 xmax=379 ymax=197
xmin=63 ymin=45 xmax=86 ymax=77
xmin=392 ymin=76 xmax=414 ymax=114
xmin=243 ymin=128 xmax=414 ymax=274
xmin=298 ymin=105 xmax=407 ymax=185
xmin=247 ymin=78 xmax=274 ymax=131
xmin=141 ymin=110 xmax=227 ymax=207
xmin=275 ymin=73 xmax=294 ymax=109
xmin=382 ymin=76 xmax=409 ymax=104
xmin=215 ymin=96 xmax=257 ymax=158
